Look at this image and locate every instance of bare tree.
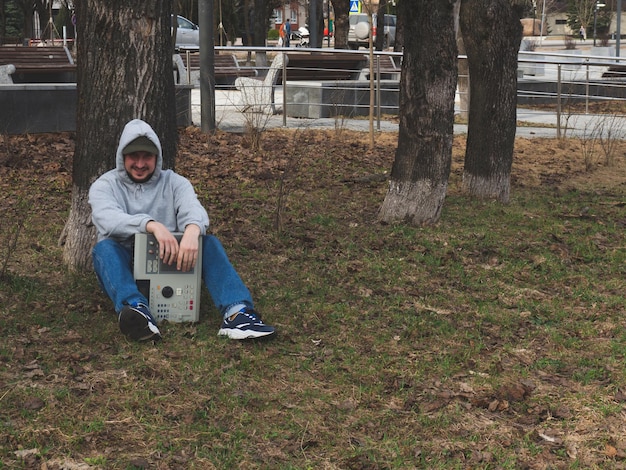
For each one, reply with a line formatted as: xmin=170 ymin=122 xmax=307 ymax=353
xmin=60 ymin=0 xmax=177 ymax=271
xmin=567 ymin=0 xmax=612 ymax=36
xmin=378 ymin=0 xmax=458 ymax=225
xmin=174 ymin=0 xmax=196 ymax=21
xmin=459 ymin=0 xmax=523 ymax=203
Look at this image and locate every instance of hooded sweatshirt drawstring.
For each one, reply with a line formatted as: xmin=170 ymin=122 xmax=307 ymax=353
xmin=133 ymin=184 xmax=144 ymax=199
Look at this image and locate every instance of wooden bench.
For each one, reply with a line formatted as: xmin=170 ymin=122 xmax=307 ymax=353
xmin=0 ymin=46 xmax=75 ymax=83
xmin=602 ymin=64 xmax=626 ymax=78
xmin=362 ymin=54 xmax=401 ymax=80
xmin=280 ymin=52 xmax=367 ymax=83
xmin=177 ymin=51 xmax=257 ymax=86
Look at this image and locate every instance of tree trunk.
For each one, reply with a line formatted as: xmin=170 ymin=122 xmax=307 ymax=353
xmin=17 ymin=0 xmax=35 ymax=39
xmin=455 ymin=1 xmax=470 ymax=122
xmin=308 ymin=0 xmax=324 ymax=48
xmin=252 ymin=0 xmax=265 ymax=47
xmin=375 ymin=0 xmax=385 ymax=51
xmin=61 ymin=0 xmax=177 ymax=271
xmin=393 ymin=3 xmax=404 ymax=53
xmin=460 ymin=0 xmax=523 ymax=203
xmin=253 ymin=0 xmax=268 ymax=67
xmin=378 ymin=0 xmax=458 ymax=226
xmin=331 ymin=0 xmax=350 ymax=49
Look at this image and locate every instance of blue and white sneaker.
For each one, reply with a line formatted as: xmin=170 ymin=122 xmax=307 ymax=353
xmin=218 ymin=308 xmax=276 ymax=340
xmin=119 ymin=303 xmax=162 ymax=342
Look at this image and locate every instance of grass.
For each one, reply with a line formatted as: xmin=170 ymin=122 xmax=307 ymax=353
xmin=1 ymin=128 xmax=626 ymax=468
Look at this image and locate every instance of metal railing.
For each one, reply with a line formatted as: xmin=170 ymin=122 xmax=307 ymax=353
xmin=185 ymin=46 xmax=626 ymax=133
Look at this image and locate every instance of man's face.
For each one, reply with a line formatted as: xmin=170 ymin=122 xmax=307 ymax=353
xmin=124 ymin=151 xmax=157 ymax=183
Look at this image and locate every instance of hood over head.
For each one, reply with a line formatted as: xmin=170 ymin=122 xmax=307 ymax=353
xmin=116 ymin=119 xmax=163 ymax=182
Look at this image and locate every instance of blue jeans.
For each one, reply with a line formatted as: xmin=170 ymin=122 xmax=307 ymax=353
xmin=92 ymin=235 xmax=253 ymax=316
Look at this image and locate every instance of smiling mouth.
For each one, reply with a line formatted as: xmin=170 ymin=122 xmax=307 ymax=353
xmin=128 ymin=169 xmax=153 ymax=183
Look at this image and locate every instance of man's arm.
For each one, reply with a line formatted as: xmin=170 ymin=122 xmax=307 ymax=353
xmin=146 ymin=220 xmax=179 ymax=266
xmin=177 ymin=224 xmax=201 ymax=272
xmin=147 ymin=220 xmax=201 ymax=272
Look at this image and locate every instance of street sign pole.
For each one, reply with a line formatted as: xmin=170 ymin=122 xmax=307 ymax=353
xmin=617 ymin=0 xmax=622 ymax=58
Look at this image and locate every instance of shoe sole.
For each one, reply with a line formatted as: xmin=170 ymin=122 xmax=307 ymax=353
xmin=217 ymin=328 xmax=276 ymax=340
xmin=119 ymin=308 xmax=161 ymax=342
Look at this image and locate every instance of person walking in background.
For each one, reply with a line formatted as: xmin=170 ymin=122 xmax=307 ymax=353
xmin=580 ymin=25 xmax=586 ymax=41
xmin=280 ymin=19 xmax=291 ymax=47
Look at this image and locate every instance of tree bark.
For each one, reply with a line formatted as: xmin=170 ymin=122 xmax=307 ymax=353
xmin=378 ymin=0 xmax=458 ymax=226
xmin=252 ymin=0 xmax=266 ymax=48
xmin=331 ymin=0 xmax=350 ymax=49
xmin=455 ymin=1 xmax=470 ymax=122
xmin=374 ymin=0 xmax=386 ymax=51
xmin=460 ymin=0 xmax=523 ymax=203
xmin=393 ymin=7 xmax=403 ymax=53
xmin=308 ymin=0 xmax=324 ymax=48
xmin=61 ymin=0 xmax=177 ymax=271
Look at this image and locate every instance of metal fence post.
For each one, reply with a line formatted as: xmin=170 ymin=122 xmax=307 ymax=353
xmin=557 ymin=64 xmax=562 ymax=139
xmin=376 ymin=55 xmax=381 ymax=131
xmin=282 ymin=56 xmax=287 ymax=127
xmin=585 ymin=62 xmax=590 ymax=114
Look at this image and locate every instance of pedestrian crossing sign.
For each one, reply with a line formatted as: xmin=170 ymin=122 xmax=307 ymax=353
xmin=349 ymin=0 xmax=360 ymax=13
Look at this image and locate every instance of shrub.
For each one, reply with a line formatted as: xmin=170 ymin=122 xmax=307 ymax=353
xmin=564 ymin=35 xmax=577 ymax=49
xmin=267 ymin=28 xmax=279 ymax=40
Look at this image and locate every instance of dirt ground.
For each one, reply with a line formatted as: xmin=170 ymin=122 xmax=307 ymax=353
xmin=2 ymin=127 xmax=625 ymax=195
xmin=2 ymin=127 xmax=626 ymax=469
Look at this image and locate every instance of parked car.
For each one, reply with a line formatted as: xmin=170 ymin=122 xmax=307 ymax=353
xmin=172 ymin=15 xmax=199 ymax=50
xmin=348 ymin=13 xmax=396 ymax=50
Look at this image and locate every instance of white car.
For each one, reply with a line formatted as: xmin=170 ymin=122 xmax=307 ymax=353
xmin=172 ymin=15 xmax=199 ymax=50
xmin=348 ymin=13 xmax=396 ymax=50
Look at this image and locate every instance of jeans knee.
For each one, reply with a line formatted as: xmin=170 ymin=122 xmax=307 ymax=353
xmin=202 ymin=234 xmax=219 ymax=249
xmin=92 ymin=239 xmax=131 ymax=270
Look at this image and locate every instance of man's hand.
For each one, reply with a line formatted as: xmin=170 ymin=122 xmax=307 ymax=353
xmin=146 ymin=221 xmax=179 ymax=266
xmin=178 ymin=224 xmax=201 ymax=272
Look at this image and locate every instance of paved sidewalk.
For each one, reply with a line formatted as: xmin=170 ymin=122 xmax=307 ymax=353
xmin=193 ymin=89 xmax=626 ymax=139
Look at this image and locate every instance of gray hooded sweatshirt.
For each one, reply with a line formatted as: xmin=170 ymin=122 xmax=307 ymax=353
xmin=89 ymin=119 xmax=209 ymax=246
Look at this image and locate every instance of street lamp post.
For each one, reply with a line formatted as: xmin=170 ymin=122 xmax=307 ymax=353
xmin=617 ymin=0 xmax=622 ymax=57
xmin=539 ymin=0 xmax=546 ymax=44
xmin=593 ymin=0 xmax=606 ymax=47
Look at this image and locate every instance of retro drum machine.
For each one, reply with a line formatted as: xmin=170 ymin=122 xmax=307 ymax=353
xmin=133 ymin=233 xmax=202 ymax=323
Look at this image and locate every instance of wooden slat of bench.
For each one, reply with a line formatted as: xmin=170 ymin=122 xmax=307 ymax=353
xmin=182 ymin=54 xmax=236 ymax=68
xmin=0 ymin=46 xmax=72 ymax=57
xmin=0 ymin=55 xmax=70 ymax=60
xmin=8 ymin=64 xmax=75 ymax=72
xmin=180 ymin=52 xmax=256 ymax=78
xmin=602 ymin=65 xmax=626 ymax=78
xmin=283 ymin=52 xmax=367 ymax=82
xmin=215 ymin=67 xmax=248 ymax=77
xmin=362 ymin=55 xmax=401 ymax=80
xmin=368 ymin=55 xmax=399 ymax=72
xmin=0 ymin=46 xmax=74 ymax=73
